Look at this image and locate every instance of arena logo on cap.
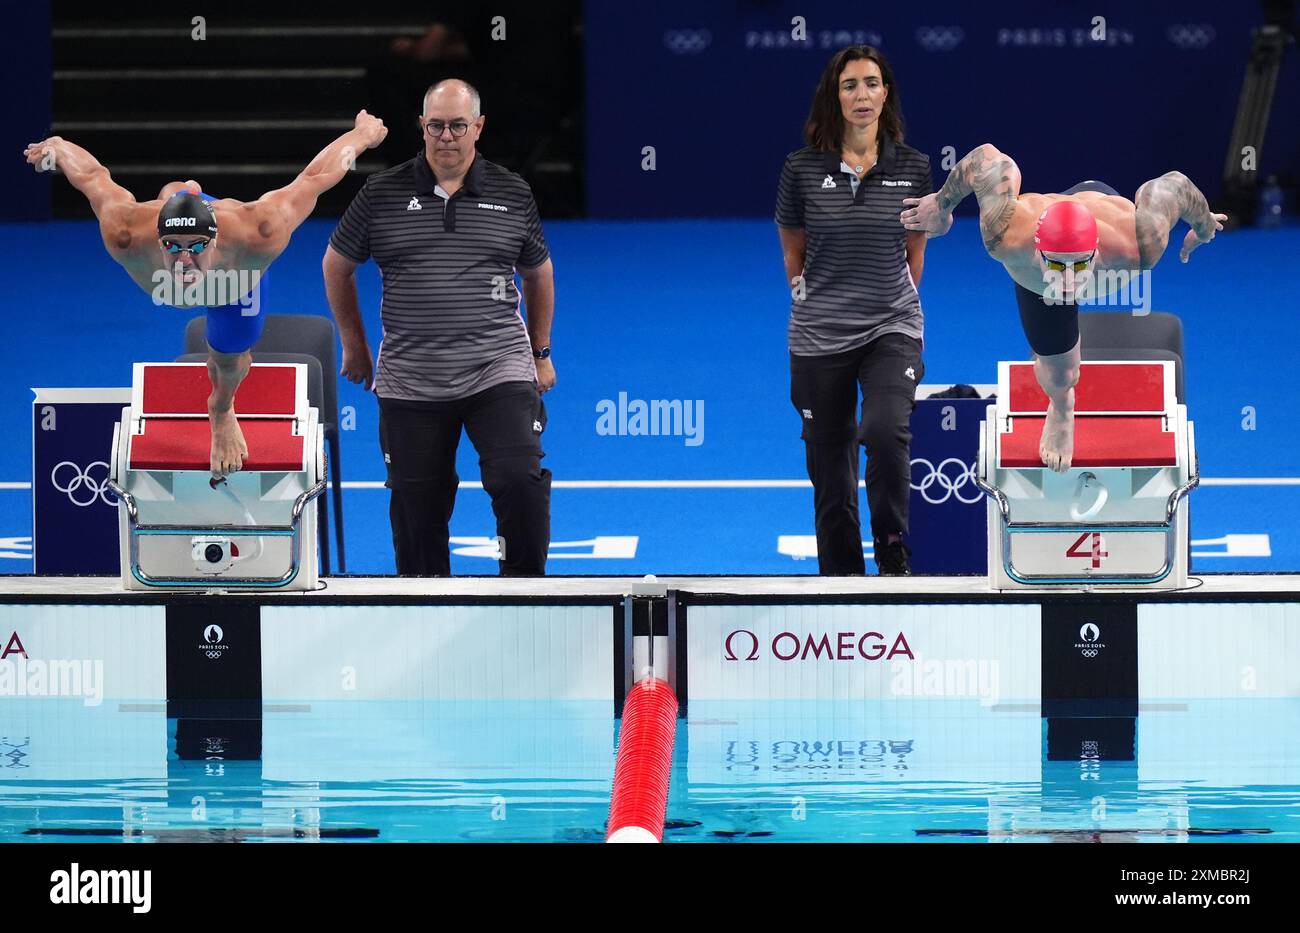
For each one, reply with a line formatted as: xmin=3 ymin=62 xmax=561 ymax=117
xmin=724 ymin=629 xmax=914 ymax=662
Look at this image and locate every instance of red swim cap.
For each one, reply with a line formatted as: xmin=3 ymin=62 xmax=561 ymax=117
xmin=1034 ymin=200 xmax=1099 ymax=253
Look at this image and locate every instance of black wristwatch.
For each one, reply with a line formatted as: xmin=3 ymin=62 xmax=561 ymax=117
xmin=533 ymin=346 xmax=551 ymax=360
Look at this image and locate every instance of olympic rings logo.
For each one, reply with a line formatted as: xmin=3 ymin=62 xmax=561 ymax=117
xmin=910 ymin=457 xmax=982 ymax=505
xmin=663 ymin=29 xmax=711 ymax=55
xmin=50 ymin=460 xmax=116 ymax=508
xmin=1167 ymin=24 xmax=1215 ymax=49
xmin=1081 ymin=649 xmax=1099 ymax=659
xmin=915 ymin=26 xmax=964 ymax=52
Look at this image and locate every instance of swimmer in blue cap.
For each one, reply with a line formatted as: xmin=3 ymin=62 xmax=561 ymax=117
xmin=24 ymin=111 xmax=387 ymax=481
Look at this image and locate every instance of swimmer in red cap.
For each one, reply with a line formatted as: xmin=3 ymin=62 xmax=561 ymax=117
xmin=23 ymin=111 xmax=387 ymax=482
xmin=900 ymin=144 xmax=1225 ymax=472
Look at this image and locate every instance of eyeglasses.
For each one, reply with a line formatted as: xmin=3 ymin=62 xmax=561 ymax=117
xmin=424 ymin=119 xmax=471 ymax=138
xmin=1041 ymin=250 xmax=1095 ymax=273
xmin=162 ymin=238 xmax=211 ymax=255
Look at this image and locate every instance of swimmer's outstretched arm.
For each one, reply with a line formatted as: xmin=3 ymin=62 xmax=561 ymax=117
xmin=902 ymin=144 xmax=1024 ymax=255
xmin=1134 ymin=172 xmax=1226 ymax=267
xmin=227 ymin=110 xmax=388 ymax=256
xmin=23 ymin=136 xmax=153 ymax=256
xmin=23 ymin=136 xmax=135 ymax=215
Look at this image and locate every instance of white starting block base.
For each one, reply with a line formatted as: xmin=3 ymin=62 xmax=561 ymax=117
xmin=109 ymin=363 xmax=326 ymax=591
xmin=979 ymin=361 xmax=1198 ymax=590
xmin=114 ymin=464 xmax=322 ymax=591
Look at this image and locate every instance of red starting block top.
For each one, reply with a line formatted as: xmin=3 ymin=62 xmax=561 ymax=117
xmin=1007 ymin=362 xmax=1168 ymax=415
xmin=1000 ymin=415 xmax=1177 ymax=468
xmin=129 ymin=418 xmax=305 ymax=472
xmin=137 ymin=364 xmax=301 ymax=417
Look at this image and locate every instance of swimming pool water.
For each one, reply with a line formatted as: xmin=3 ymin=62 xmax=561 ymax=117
xmin=0 ymin=699 xmax=1295 ymax=842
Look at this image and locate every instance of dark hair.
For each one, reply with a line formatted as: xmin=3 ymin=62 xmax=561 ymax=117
xmin=803 ymin=46 xmax=905 ymax=151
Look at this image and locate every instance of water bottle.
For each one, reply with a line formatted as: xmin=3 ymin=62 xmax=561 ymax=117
xmin=1259 ymin=175 xmax=1283 ymax=229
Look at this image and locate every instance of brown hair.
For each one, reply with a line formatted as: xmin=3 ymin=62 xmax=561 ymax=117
xmin=803 ymin=46 xmax=905 ymax=151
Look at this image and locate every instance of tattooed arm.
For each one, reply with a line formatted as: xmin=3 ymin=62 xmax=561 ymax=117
xmin=1133 ymin=171 xmax=1226 ymax=268
xmin=902 ymin=143 xmax=1023 ymax=256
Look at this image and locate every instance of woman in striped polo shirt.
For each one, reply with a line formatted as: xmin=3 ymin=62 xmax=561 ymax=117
xmin=775 ymin=46 xmax=933 ymax=576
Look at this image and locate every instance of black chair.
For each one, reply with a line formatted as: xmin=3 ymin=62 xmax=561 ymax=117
xmin=1079 ymin=311 xmax=1185 ymax=404
xmin=1078 ymin=311 xmax=1191 ymax=571
xmin=183 ymin=314 xmax=347 ymax=573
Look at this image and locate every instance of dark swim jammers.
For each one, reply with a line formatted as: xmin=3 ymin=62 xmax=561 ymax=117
xmin=194 ymin=191 xmax=268 ymax=353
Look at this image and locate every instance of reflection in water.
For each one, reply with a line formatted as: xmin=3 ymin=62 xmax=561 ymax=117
xmin=673 ymin=699 xmax=1300 ymax=843
xmin=0 ymin=700 xmax=612 ymax=842
xmin=0 ymin=698 xmax=1295 ymax=842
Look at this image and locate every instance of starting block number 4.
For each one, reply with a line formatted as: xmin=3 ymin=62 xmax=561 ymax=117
xmin=1010 ymin=529 xmax=1163 ymax=578
xmin=1066 ymin=532 xmax=1109 ymax=569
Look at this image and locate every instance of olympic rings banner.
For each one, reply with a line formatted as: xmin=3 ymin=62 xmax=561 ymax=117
xmin=906 ymin=395 xmax=994 ymax=574
xmin=31 ymin=388 xmax=129 ymax=575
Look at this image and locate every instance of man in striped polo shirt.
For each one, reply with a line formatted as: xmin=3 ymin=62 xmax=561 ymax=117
xmin=323 ymin=79 xmax=556 ymax=576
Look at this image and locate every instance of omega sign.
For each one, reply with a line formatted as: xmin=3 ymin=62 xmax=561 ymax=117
xmin=725 ymin=629 xmax=914 ymax=662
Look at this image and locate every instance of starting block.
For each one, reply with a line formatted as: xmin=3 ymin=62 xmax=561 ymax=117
xmin=977 ymin=361 xmax=1199 ymax=589
xmin=107 ymin=362 xmax=326 ymax=590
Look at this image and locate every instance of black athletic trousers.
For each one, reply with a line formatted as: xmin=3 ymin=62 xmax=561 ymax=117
xmin=378 ymin=380 xmax=551 ymax=576
xmin=790 ymin=333 xmax=924 ymax=575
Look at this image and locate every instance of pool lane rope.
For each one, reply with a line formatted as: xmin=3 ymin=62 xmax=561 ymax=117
xmin=606 ymin=678 xmax=678 ymax=843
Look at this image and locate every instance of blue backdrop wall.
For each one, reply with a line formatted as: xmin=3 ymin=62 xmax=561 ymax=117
xmin=585 ymin=0 xmax=1297 ymax=218
xmin=2 ymin=0 xmax=51 ymax=221
xmin=5 ymin=2 xmax=1296 ymax=222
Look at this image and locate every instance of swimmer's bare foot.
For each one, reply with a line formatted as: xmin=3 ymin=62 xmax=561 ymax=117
xmin=209 ymin=407 xmax=248 ymax=481
xmin=1039 ymin=391 xmax=1075 ymax=473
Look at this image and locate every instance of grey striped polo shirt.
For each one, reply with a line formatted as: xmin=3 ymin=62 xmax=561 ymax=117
xmin=775 ymin=137 xmax=933 ymax=356
xmin=330 ymin=151 xmax=550 ymax=400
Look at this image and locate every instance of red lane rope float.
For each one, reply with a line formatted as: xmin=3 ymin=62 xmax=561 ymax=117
xmin=606 ymin=678 xmax=678 ymax=843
